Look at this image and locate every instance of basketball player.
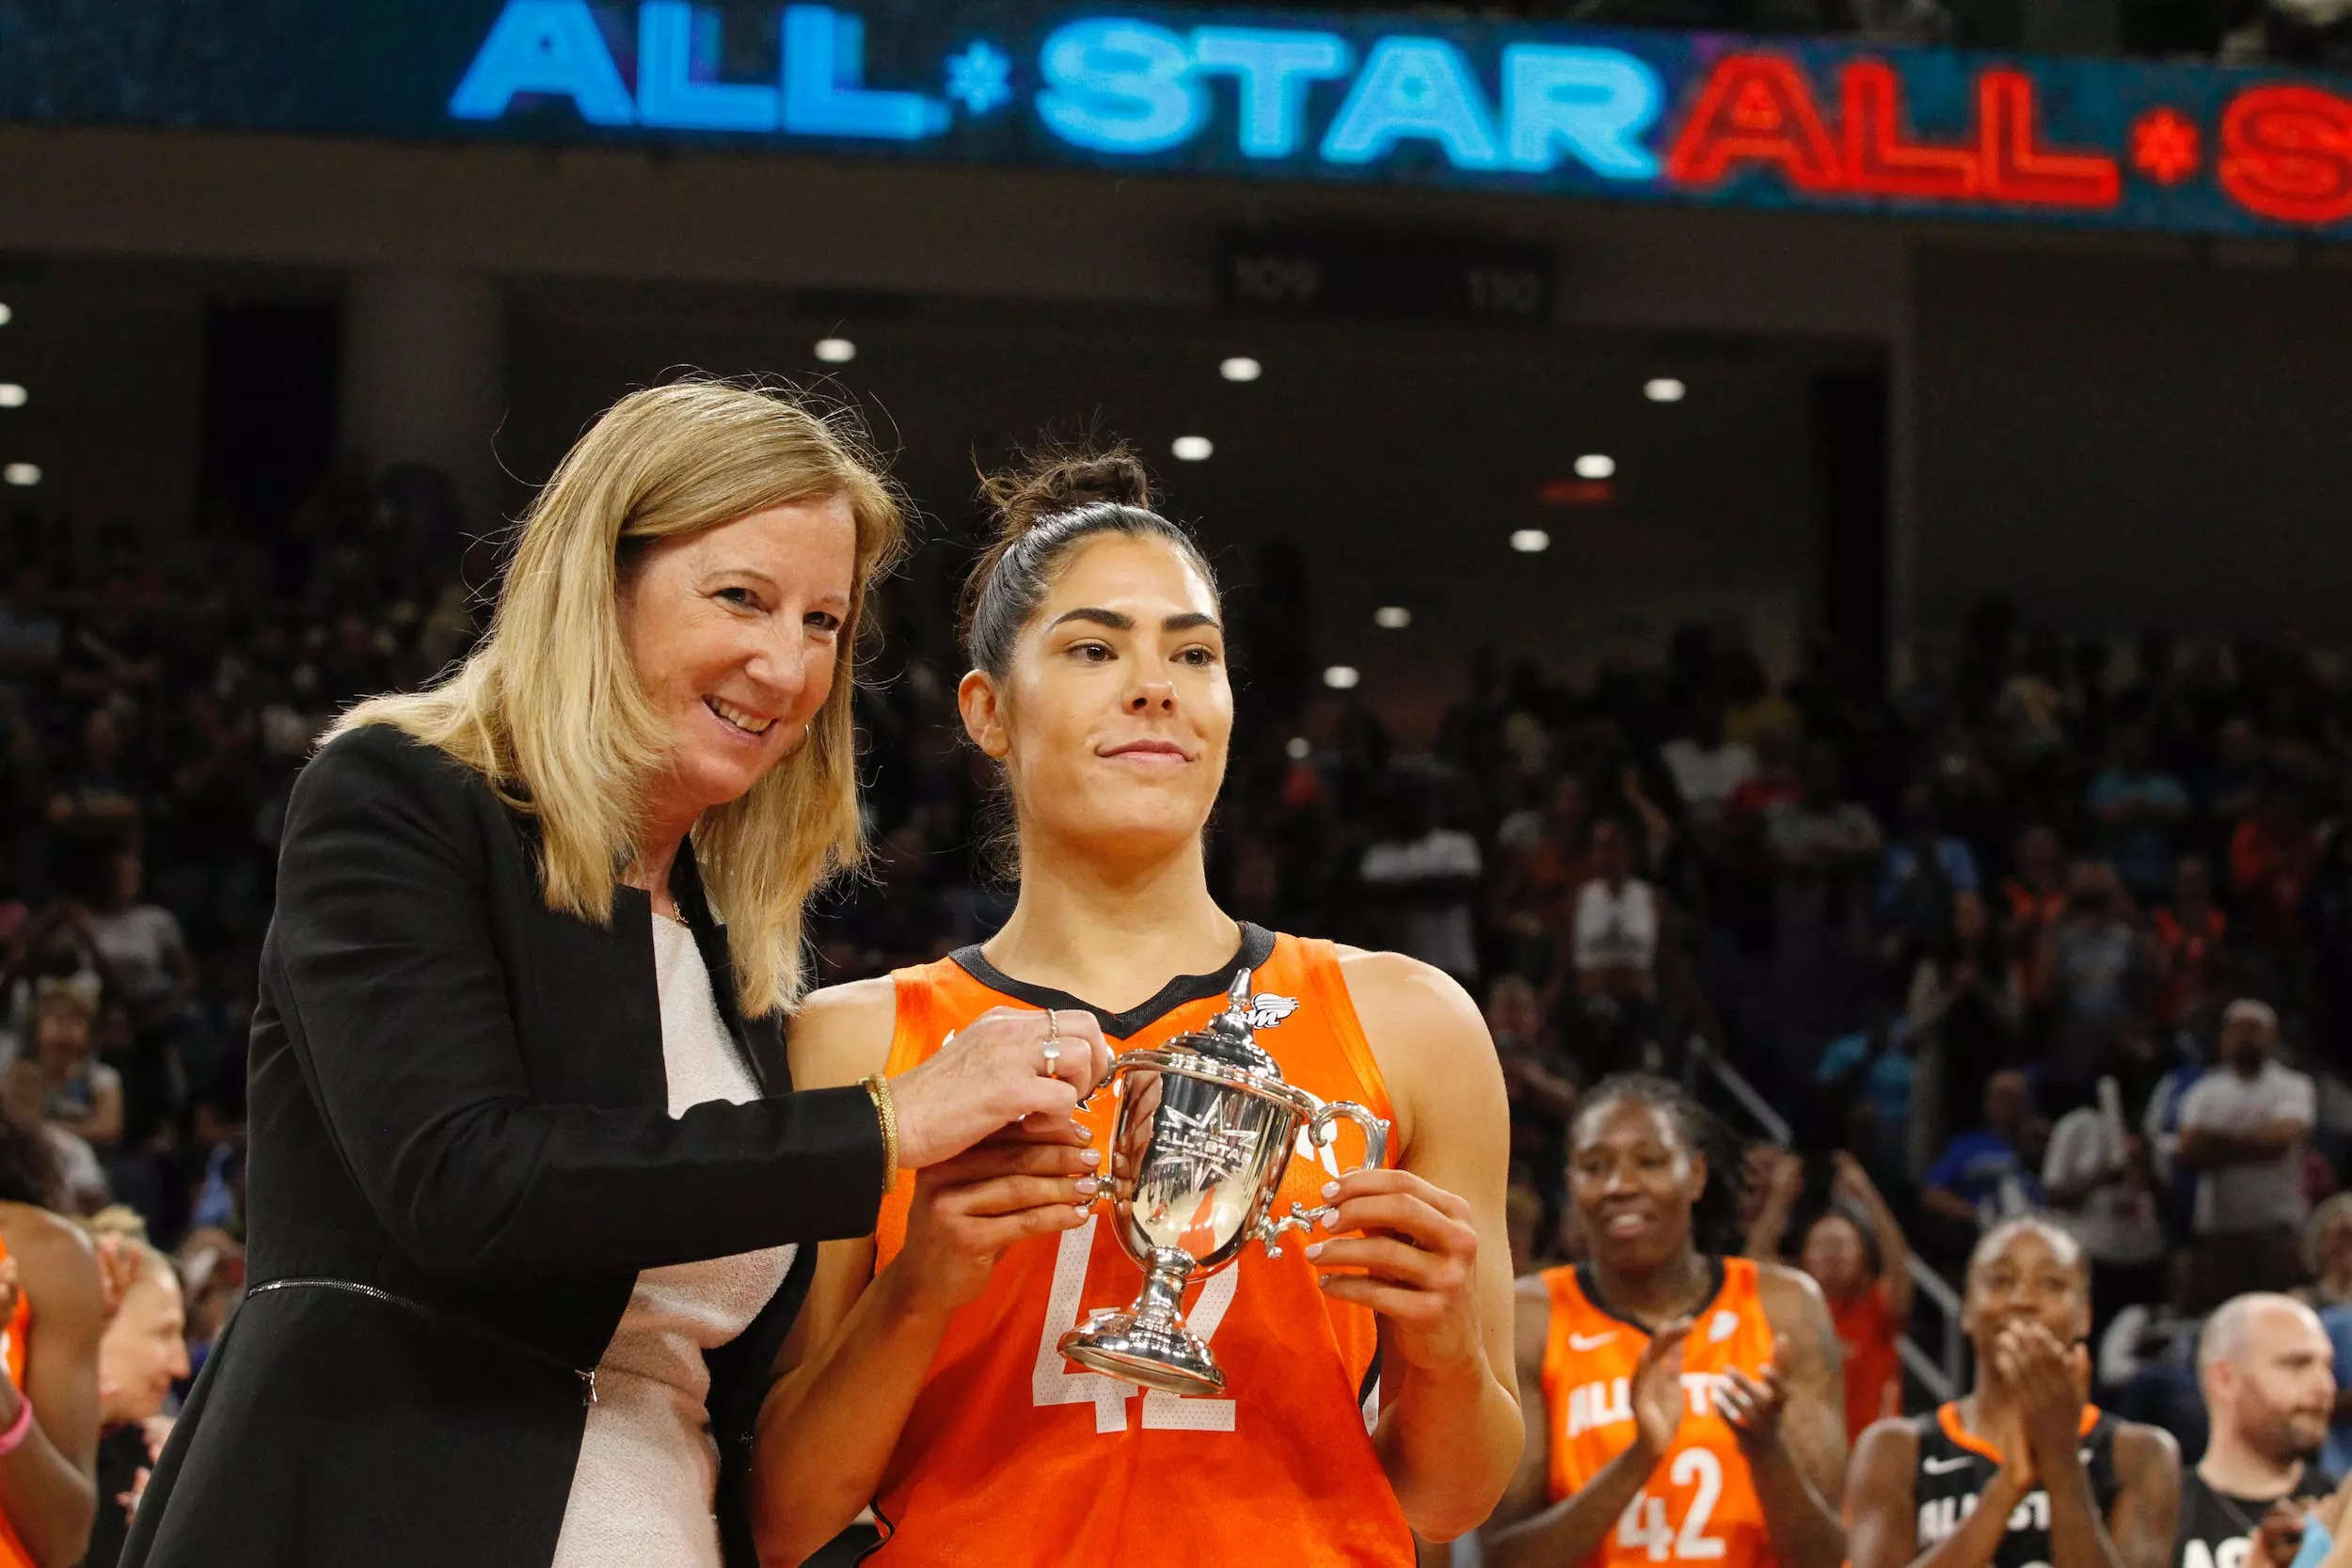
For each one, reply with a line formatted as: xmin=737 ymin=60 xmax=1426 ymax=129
xmin=2177 ymin=1293 xmax=2342 ymax=1568
xmin=1481 ymin=1075 xmax=1850 ymax=1568
xmin=748 ymin=449 xmax=1519 ymax=1566
xmin=1846 ymin=1217 xmax=2179 ymax=1568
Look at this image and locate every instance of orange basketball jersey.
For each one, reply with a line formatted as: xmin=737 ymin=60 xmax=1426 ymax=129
xmin=1540 ymin=1258 xmax=1781 ymax=1568
xmin=0 ymin=1228 xmax=36 ymax=1568
xmin=869 ymin=927 xmax=1414 ymax=1566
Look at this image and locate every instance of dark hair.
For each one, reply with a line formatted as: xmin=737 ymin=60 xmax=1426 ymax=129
xmin=1804 ymin=1201 xmax=1884 ymax=1277
xmin=960 ymin=442 xmax=1218 ymax=678
xmin=1570 ymin=1073 xmax=1751 ymax=1256
xmin=0 ymin=1107 xmax=65 ymax=1212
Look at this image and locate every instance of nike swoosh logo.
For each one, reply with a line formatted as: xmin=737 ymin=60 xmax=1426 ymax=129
xmin=1570 ymin=1332 xmax=1618 ymax=1352
xmin=1923 ymin=1456 xmax=1975 ymax=1475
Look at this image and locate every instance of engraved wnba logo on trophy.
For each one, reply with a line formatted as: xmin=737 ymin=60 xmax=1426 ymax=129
xmin=1058 ymin=969 xmax=1390 ymax=1397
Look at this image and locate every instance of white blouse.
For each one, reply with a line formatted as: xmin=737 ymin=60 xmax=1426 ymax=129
xmin=548 ymin=917 xmax=798 ymax=1568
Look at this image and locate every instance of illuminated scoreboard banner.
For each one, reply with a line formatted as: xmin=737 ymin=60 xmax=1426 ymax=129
xmin=10 ymin=0 xmax=2352 ymax=236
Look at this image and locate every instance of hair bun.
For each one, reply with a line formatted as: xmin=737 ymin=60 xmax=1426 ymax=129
xmin=979 ymin=442 xmax=1155 ymax=538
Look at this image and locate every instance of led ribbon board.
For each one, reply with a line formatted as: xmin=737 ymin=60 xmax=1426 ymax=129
xmin=8 ymin=0 xmax=2352 ymax=237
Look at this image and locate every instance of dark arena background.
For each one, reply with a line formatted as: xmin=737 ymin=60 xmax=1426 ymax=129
xmin=10 ymin=0 xmax=2352 ymax=1563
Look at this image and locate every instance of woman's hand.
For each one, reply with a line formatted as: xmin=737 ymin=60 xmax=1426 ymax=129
xmin=1628 ymin=1317 xmax=1694 ymax=1465
xmin=1307 ymin=1168 xmax=1486 ymax=1376
xmin=1994 ymin=1321 xmax=2090 ymax=1473
xmin=892 ymin=1007 xmax=1114 ymax=1170
xmin=1715 ymin=1347 xmax=1792 ymax=1455
xmin=890 ymin=1120 xmax=1100 ymax=1314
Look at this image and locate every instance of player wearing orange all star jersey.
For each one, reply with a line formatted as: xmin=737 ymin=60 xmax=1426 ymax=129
xmin=1483 ymin=1076 xmax=1850 ymax=1568
xmin=746 ymin=445 xmax=1520 ymax=1568
xmin=855 ymin=928 xmax=1409 ymax=1562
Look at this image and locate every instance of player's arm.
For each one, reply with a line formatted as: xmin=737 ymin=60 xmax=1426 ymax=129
xmin=1478 ymin=1279 xmax=1565 ymax=1555
xmin=1847 ymin=1418 xmax=2021 ymax=1568
xmin=748 ymin=989 xmax=1100 ymax=1567
xmin=749 ymin=980 xmax=905 ymax=1566
xmin=1485 ymin=1315 xmax=1692 ymax=1568
xmin=1736 ymin=1264 xmax=1849 ymax=1568
xmin=0 ymin=1212 xmax=102 ymax=1568
xmin=2074 ymin=1423 xmax=2180 ymax=1568
xmin=1327 ymin=951 xmax=1522 ymax=1543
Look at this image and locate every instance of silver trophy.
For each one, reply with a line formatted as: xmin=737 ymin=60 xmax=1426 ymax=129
xmin=1058 ymin=968 xmax=1390 ymax=1397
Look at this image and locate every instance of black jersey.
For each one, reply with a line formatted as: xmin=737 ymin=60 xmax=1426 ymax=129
xmin=1911 ymin=1403 xmax=2125 ymax=1568
xmin=2176 ymin=1465 xmax=2340 ymax=1568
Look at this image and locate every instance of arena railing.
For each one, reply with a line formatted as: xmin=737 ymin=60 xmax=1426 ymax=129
xmin=1688 ymin=1038 xmax=1963 ymax=1406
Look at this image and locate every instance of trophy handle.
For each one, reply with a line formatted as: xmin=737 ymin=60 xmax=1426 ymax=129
xmin=1254 ymin=1099 xmax=1391 ymax=1258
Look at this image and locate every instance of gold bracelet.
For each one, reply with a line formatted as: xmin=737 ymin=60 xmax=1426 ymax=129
xmin=862 ymin=1074 xmax=898 ymax=1195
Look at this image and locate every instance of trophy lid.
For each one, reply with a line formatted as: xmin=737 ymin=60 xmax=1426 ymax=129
xmin=1170 ymin=969 xmax=1284 ymax=1079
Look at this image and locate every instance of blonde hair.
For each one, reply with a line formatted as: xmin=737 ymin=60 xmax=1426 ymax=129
xmin=84 ymin=1206 xmax=172 ymax=1287
xmin=329 ymin=381 xmax=906 ymax=1015
xmin=31 ymin=975 xmax=98 ymax=1027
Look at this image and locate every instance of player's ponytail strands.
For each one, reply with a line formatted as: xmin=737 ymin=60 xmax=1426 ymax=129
xmin=1575 ymin=1072 xmax=1753 ymax=1258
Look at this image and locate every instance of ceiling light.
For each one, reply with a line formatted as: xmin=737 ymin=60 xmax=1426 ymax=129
xmin=3 ymin=464 xmax=39 ymax=487
xmin=813 ymin=337 xmax=856 ymax=364
xmin=1285 ymin=736 xmax=1311 ymax=760
xmin=0 ymin=305 xmax=14 ymax=327
xmin=1574 ymin=453 xmax=1616 ymax=480
xmin=1322 ymin=665 xmax=1359 ymax=690
xmin=0 ymin=386 xmax=26 ymax=409
xmin=1510 ymin=529 xmax=1551 ymax=553
xmin=1374 ymin=606 xmax=1411 ymax=629
xmin=1645 ymin=377 xmax=1686 ymax=403
xmin=1219 ymin=356 xmax=1262 ymax=383
xmin=1171 ymin=435 xmax=1214 ymax=462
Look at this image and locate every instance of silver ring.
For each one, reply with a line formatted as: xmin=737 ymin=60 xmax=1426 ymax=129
xmin=1041 ymin=1010 xmax=1062 ymax=1076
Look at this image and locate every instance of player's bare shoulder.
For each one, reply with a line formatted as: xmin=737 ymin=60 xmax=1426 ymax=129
xmin=787 ymin=974 xmax=899 ymax=1089
xmin=1332 ymin=944 xmax=1500 ymax=1155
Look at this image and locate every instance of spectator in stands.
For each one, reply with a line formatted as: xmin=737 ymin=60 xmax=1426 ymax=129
xmin=43 ymin=711 xmax=142 ymax=848
xmin=2032 ymin=861 xmax=2154 ymax=1102
xmin=2088 ymin=724 xmax=2192 ymax=902
xmin=1997 ymin=823 xmax=2069 ymax=999
xmin=2233 ymin=782 xmax=2319 ymax=955
xmin=2100 ymin=1252 xmax=2205 ymax=1444
xmin=0 ymin=567 xmax=60 ymax=687
xmin=1904 ymin=890 xmax=2020 ymax=1176
xmin=1875 ymin=784 xmax=1979 ymax=956
xmin=84 ymin=1213 xmax=183 ymax=1568
xmin=2306 ymin=1195 xmax=2352 ymax=1314
xmin=2179 ymin=1294 xmax=2341 ymax=1568
xmin=2178 ymin=999 xmax=2316 ymax=1305
xmin=6 ymin=980 xmax=120 ymax=1161
xmin=1565 ymin=816 xmax=1665 ymax=1072
xmin=1746 ymin=1149 xmax=1913 ymax=1442
xmin=2041 ymin=1076 xmax=2164 ymax=1345
xmin=1922 ymin=1069 xmax=2043 ymax=1234
xmin=1488 ymin=973 xmax=1577 ymax=1214
xmin=1659 ymin=694 xmax=1756 ymax=832
xmin=2153 ymin=854 xmax=2227 ymax=1029
xmin=2192 ymin=715 xmax=2263 ymax=863
xmin=1357 ymin=774 xmax=1482 ymax=987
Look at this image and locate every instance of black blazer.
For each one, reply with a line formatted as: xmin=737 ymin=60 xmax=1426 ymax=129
xmin=122 ymin=722 xmax=886 ymax=1567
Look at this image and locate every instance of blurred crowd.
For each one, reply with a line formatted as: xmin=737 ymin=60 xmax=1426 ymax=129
xmin=8 ymin=462 xmax=2352 ymax=1555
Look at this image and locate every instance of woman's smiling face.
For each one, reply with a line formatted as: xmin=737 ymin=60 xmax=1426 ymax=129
xmin=619 ymin=494 xmax=855 ymax=835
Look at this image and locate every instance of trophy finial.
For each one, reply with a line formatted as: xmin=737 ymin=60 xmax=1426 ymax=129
xmin=1182 ymin=967 xmax=1280 ymax=1074
xmin=1211 ymin=968 xmax=1255 ymax=1036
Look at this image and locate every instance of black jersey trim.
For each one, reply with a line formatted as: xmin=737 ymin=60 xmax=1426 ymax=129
xmin=1574 ymin=1255 xmax=1730 ymax=1338
xmin=948 ymin=923 xmax=1279 ymax=1041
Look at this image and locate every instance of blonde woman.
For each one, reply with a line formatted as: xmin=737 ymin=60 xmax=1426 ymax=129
xmin=120 ymin=384 xmax=1110 ymax=1568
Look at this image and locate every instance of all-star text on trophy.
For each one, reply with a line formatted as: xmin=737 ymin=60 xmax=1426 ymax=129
xmin=1057 ymin=969 xmax=1390 ymax=1397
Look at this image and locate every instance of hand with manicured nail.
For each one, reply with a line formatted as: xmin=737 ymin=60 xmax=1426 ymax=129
xmin=896 ymin=1120 xmax=1100 ymax=1313
xmin=1302 ymin=1166 xmax=1484 ymax=1375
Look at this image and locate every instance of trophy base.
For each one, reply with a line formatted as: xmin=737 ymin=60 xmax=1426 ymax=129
xmin=1058 ymin=1308 xmax=1227 ymax=1398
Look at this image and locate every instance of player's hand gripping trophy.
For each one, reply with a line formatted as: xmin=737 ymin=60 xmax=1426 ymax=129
xmin=1057 ymin=970 xmax=1390 ymax=1396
